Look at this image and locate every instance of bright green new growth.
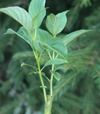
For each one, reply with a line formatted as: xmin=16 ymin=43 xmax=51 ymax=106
xmin=0 ymin=0 xmax=90 ymax=114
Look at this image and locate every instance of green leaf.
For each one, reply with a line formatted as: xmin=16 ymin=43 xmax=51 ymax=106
xmin=50 ymin=38 xmax=68 ymax=58
xmin=32 ymin=9 xmax=46 ymax=29
xmin=42 ymin=58 xmax=67 ymax=70
xmin=56 ymin=10 xmax=69 ymax=33
xmin=51 ymin=71 xmax=62 ymax=81
xmin=37 ymin=29 xmax=53 ymax=43
xmin=28 ymin=0 xmax=46 ymax=28
xmin=38 ymin=38 xmax=67 ymax=59
xmin=21 ymin=62 xmax=37 ymax=71
xmin=4 ymin=27 xmax=34 ymax=49
xmin=63 ymin=30 xmax=91 ymax=45
xmin=46 ymin=11 xmax=68 ymax=36
xmin=0 ymin=6 xmax=32 ymax=30
xmin=46 ymin=13 xmax=60 ymax=36
xmin=34 ymin=29 xmax=53 ymax=52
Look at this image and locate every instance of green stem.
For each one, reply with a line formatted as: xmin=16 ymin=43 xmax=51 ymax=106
xmin=50 ymin=64 xmax=54 ymax=96
xmin=44 ymin=95 xmax=53 ymax=114
xmin=34 ymin=50 xmax=47 ymax=102
xmin=50 ymin=52 xmax=55 ymax=96
xmin=37 ymin=60 xmax=47 ymax=102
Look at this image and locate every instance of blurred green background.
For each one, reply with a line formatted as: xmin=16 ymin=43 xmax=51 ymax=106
xmin=0 ymin=0 xmax=100 ymax=114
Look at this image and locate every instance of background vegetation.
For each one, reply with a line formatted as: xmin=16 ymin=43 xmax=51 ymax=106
xmin=0 ymin=0 xmax=100 ymax=114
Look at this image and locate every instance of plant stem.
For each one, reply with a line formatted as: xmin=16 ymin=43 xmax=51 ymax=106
xmin=50 ymin=64 xmax=54 ymax=96
xmin=38 ymin=60 xmax=47 ymax=102
xmin=44 ymin=95 xmax=53 ymax=114
xmin=34 ymin=50 xmax=47 ymax=102
xmin=50 ymin=52 xmax=55 ymax=96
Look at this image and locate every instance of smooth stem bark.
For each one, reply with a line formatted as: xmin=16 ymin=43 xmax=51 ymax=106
xmin=44 ymin=95 xmax=53 ymax=114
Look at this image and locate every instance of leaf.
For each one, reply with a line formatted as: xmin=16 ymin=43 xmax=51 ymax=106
xmin=0 ymin=6 xmax=32 ymax=30
xmin=46 ymin=14 xmax=60 ymax=36
xmin=56 ymin=10 xmax=69 ymax=33
xmin=42 ymin=58 xmax=67 ymax=70
xmin=46 ymin=11 xmax=68 ymax=36
xmin=38 ymin=38 xmax=67 ymax=59
xmin=32 ymin=9 xmax=46 ymax=29
xmin=51 ymin=71 xmax=62 ymax=81
xmin=63 ymin=30 xmax=91 ymax=45
xmin=4 ymin=27 xmax=34 ymax=49
xmin=34 ymin=29 xmax=53 ymax=52
xmin=49 ymin=38 xmax=68 ymax=58
xmin=37 ymin=29 xmax=53 ymax=43
xmin=28 ymin=0 xmax=46 ymax=28
xmin=21 ymin=62 xmax=37 ymax=71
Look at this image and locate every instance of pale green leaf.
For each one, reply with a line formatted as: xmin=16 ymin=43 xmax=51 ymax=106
xmin=0 ymin=6 xmax=32 ymax=30
xmin=46 ymin=13 xmax=60 ymax=36
xmin=63 ymin=30 xmax=91 ymax=45
xmin=28 ymin=0 xmax=46 ymax=28
xmin=46 ymin=11 xmax=68 ymax=36
xmin=56 ymin=10 xmax=69 ymax=33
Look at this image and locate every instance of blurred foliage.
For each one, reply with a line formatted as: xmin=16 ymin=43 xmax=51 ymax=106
xmin=0 ymin=0 xmax=100 ymax=114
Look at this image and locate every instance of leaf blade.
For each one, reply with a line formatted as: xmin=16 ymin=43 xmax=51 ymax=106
xmin=63 ymin=30 xmax=91 ymax=45
xmin=4 ymin=27 xmax=34 ymax=48
xmin=46 ymin=11 xmax=69 ymax=36
xmin=51 ymin=71 xmax=62 ymax=81
xmin=28 ymin=0 xmax=46 ymax=28
xmin=42 ymin=58 xmax=67 ymax=70
xmin=0 ymin=6 xmax=32 ymax=30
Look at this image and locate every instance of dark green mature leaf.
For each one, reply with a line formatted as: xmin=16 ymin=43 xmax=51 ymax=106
xmin=4 ymin=27 xmax=34 ymax=49
xmin=63 ymin=30 xmax=91 ymax=45
xmin=46 ymin=11 xmax=68 ymax=36
xmin=28 ymin=0 xmax=46 ymax=28
xmin=0 ymin=6 xmax=32 ymax=30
